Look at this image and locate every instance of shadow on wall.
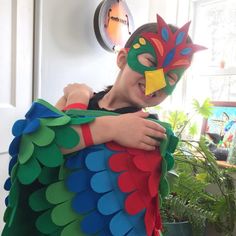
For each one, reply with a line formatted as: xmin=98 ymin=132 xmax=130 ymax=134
xmin=47 ymin=0 xmax=101 ymax=55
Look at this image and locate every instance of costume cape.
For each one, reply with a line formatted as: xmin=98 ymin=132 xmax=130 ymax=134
xmin=2 ymin=99 xmax=178 ymax=236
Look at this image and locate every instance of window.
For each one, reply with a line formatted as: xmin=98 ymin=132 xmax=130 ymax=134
xmin=185 ymin=0 xmax=236 ymax=103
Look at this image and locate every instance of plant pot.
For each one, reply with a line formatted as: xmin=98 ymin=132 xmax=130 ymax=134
xmin=163 ymin=221 xmax=193 ymax=236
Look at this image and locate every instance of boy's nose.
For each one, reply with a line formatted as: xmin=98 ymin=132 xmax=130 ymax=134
xmin=144 ymin=68 xmax=166 ymax=95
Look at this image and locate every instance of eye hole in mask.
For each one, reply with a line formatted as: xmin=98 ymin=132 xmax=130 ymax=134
xmin=137 ymin=53 xmax=156 ymax=68
xmin=166 ymin=71 xmax=179 ymax=86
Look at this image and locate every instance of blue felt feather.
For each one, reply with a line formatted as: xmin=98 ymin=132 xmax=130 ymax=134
xmin=66 ymin=170 xmax=92 ymax=193
xmin=163 ymin=48 xmax=176 ymax=67
xmin=4 ymin=197 xmax=8 ymax=207
xmin=161 ymin=27 xmax=169 ymax=42
xmin=110 ymin=211 xmax=134 ymax=235
xmin=8 ymin=137 xmax=20 ymax=157
xmin=72 ymin=189 xmax=100 ymax=214
xmin=90 ymin=171 xmax=113 ymax=193
xmin=23 ymin=119 xmax=40 ymax=134
xmin=81 ymin=210 xmax=111 ymax=234
xmin=8 ymin=155 xmax=17 ymax=175
xmin=97 ymin=227 xmax=113 ymax=236
xmin=65 ymin=152 xmax=84 ymax=169
xmin=25 ymin=102 xmax=62 ymax=119
xmin=12 ymin=119 xmax=27 ymax=136
xmin=98 ymin=191 xmax=122 ymax=215
xmin=110 ymin=211 xmax=145 ymax=236
xmin=4 ymin=178 xmax=11 ymax=191
xmin=176 ymin=31 xmax=185 ymax=45
xmin=85 ymin=150 xmax=108 ymax=172
xmin=127 ymin=224 xmax=146 ymax=236
xmin=181 ymin=47 xmax=192 ymax=55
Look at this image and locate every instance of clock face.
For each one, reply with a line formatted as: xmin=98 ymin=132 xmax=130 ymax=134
xmin=94 ymin=0 xmax=135 ymax=52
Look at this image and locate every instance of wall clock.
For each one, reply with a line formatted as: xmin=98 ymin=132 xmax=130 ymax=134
xmin=94 ymin=0 xmax=135 ymax=52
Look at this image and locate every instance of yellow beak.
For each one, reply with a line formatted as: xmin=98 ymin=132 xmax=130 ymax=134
xmin=144 ymin=68 xmax=166 ymax=95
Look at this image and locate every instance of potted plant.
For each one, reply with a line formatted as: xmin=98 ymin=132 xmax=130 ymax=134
xmin=156 ymin=99 xmax=236 ymax=236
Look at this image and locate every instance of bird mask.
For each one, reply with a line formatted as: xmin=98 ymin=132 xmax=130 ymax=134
xmin=126 ymin=14 xmax=206 ymax=96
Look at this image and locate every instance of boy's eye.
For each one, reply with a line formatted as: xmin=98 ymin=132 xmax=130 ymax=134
xmin=138 ymin=54 xmax=156 ymax=67
xmin=147 ymin=58 xmax=156 ymax=67
xmin=167 ymin=72 xmax=178 ymax=85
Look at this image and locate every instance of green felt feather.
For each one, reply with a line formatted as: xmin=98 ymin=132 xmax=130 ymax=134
xmin=10 ymin=162 xmax=18 ymax=182
xmin=18 ymin=135 xmax=34 ymax=164
xmin=36 ymin=209 xmax=59 ymax=234
xmin=61 ymin=219 xmax=84 ymax=236
xmin=159 ymin=177 xmax=169 ymax=198
xmin=29 ymin=125 xmax=55 ymax=146
xmin=161 ymin=157 xmax=167 ymax=174
xmin=46 ymin=181 xmax=74 ymax=205
xmin=58 ymin=163 xmax=71 ymax=180
xmin=70 ymin=117 xmax=95 ymax=125
xmin=40 ymin=116 xmax=71 ymax=127
xmin=8 ymin=179 xmax=19 ymax=208
xmin=51 ymin=200 xmax=78 ymax=226
xmin=37 ymin=99 xmax=65 ymax=116
xmin=17 ymin=156 xmax=41 ymax=184
xmin=29 ymin=188 xmax=53 ymax=212
xmin=169 ymin=135 xmax=179 ymax=152
xmin=4 ymin=180 xmax=20 ymax=234
xmin=160 ymin=138 xmax=168 ymax=157
xmin=34 ymin=142 xmax=63 ymax=167
xmin=3 ymin=207 xmax=11 ymax=223
xmin=38 ymin=166 xmax=60 ymax=185
xmin=53 ymin=126 xmax=80 ymax=149
xmin=166 ymin=153 xmax=175 ymax=171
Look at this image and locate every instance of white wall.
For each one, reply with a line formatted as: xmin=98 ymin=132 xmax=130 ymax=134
xmin=36 ymin=0 xmax=150 ymax=104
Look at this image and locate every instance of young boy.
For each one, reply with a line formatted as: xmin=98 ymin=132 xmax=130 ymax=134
xmin=3 ymin=14 xmax=205 ymax=236
xmin=55 ymin=14 xmax=205 ymax=153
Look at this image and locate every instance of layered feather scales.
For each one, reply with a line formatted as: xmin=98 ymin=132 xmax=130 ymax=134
xmin=2 ymin=100 xmax=178 ymax=236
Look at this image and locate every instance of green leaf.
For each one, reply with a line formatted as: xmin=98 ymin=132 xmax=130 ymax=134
xmin=34 ymin=143 xmax=63 ymax=167
xmin=46 ymin=181 xmax=74 ymax=205
xmin=29 ymin=125 xmax=55 ymax=146
xmin=53 ymin=126 xmax=80 ymax=149
xmin=29 ymin=188 xmax=53 ymax=211
xmin=17 ymin=157 xmax=41 ymax=184
xmin=192 ymin=98 xmax=213 ymax=118
xmin=18 ymin=135 xmax=34 ymax=164
xmin=167 ymin=111 xmax=188 ymax=131
xmin=51 ymin=200 xmax=78 ymax=226
xmin=189 ymin=122 xmax=198 ymax=136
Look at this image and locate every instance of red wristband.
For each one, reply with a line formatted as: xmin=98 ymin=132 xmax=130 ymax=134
xmin=81 ymin=124 xmax=94 ymax=147
xmin=63 ymin=103 xmax=88 ymax=111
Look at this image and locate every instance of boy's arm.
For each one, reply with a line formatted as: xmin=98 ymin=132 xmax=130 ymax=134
xmin=55 ymin=96 xmax=67 ymax=110
xmin=62 ymin=111 xmax=167 ymax=153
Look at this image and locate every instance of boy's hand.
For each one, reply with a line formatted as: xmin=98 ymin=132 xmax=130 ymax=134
xmin=63 ymin=83 xmax=94 ymax=106
xmin=110 ymin=111 xmax=166 ymax=151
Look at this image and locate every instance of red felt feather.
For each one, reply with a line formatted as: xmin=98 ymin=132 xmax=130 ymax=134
xmin=107 ymin=142 xmax=163 ymax=236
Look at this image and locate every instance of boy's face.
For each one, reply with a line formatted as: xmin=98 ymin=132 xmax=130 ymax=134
xmin=127 ymin=36 xmax=187 ymax=96
xmin=116 ymin=51 xmax=179 ymax=108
